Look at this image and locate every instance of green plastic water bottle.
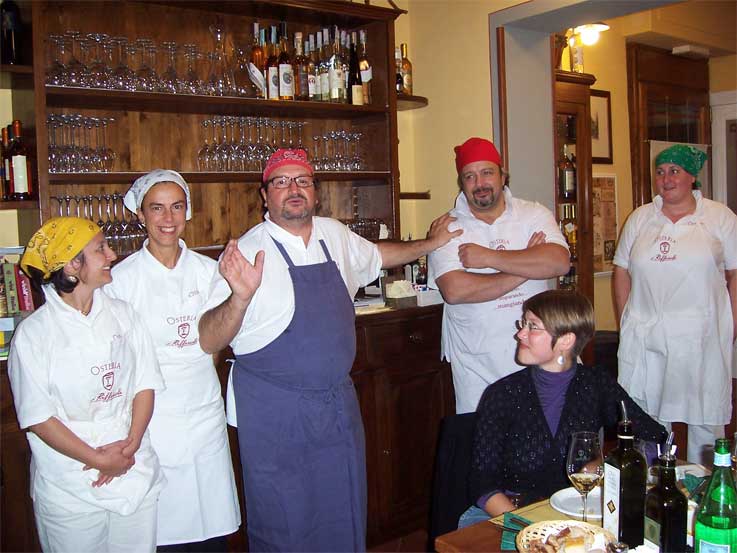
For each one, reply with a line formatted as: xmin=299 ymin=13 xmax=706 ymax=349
xmin=695 ymin=438 xmax=737 ymax=552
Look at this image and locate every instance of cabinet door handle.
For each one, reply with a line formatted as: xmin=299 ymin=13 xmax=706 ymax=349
xmin=383 ymin=449 xmax=391 ymax=456
xmin=408 ymin=332 xmax=423 ymax=344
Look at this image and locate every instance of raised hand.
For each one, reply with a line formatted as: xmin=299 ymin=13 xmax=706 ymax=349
xmin=426 ymin=212 xmax=463 ymax=250
xmin=219 ymin=239 xmax=265 ymax=305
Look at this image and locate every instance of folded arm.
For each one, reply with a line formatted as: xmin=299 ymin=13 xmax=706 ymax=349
xmin=199 ymin=240 xmax=264 ymax=353
xmin=436 ymin=270 xmax=526 ymax=305
xmin=459 ymin=240 xmax=569 ymax=279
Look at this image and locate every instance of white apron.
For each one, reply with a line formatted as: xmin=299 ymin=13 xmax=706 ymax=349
xmin=29 ymin=304 xmax=164 ymax=515
xmin=618 ymin=216 xmax=733 ymax=425
xmin=107 ymin=243 xmax=240 ymax=543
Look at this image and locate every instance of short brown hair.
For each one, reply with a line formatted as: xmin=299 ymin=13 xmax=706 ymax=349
xmin=522 ymin=290 xmax=594 ymax=358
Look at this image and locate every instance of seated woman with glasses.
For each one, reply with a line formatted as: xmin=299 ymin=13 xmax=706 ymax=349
xmin=458 ymin=290 xmax=667 ymax=527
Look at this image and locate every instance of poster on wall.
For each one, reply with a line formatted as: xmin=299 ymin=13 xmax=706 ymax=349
xmin=593 ymin=175 xmax=617 ymax=274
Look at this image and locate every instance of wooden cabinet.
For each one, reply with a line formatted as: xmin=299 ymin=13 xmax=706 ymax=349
xmin=23 ymin=0 xmax=404 ymax=245
xmin=1 ymin=306 xmax=453 ymax=551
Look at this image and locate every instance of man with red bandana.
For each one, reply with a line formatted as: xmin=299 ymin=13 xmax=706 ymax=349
xmin=198 ymin=148 xmax=460 ymax=552
xmin=428 ymin=137 xmax=570 ymax=414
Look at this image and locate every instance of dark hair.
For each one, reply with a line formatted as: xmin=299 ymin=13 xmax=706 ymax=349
xmin=25 ymin=252 xmax=85 ymax=295
xmin=522 ymin=289 xmax=594 ymax=358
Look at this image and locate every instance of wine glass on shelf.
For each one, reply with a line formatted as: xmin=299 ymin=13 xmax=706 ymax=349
xmin=566 ymin=431 xmax=603 ymax=523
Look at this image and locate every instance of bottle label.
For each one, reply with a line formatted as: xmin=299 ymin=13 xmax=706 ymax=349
xmin=715 ymin=452 xmax=731 ymax=467
xmin=12 ymin=155 xmax=28 ymax=194
xmin=308 ymin=74 xmax=317 ymax=97
xmin=329 ymin=67 xmax=344 ymax=99
xmin=320 ymin=73 xmax=330 ymax=100
xmin=268 ymin=67 xmax=279 ymax=99
xmin=279 ymin=64 xmax=294 ymax=97
xmin=564 ymin=169 xmax=576 ymax=192
xmin=351 ymin=85 xmax=364 ymax=106
xmin=360 ymin=67 xmax=372 ymax=82
xmin=248 ymin=62 xmax=267 ymax=97
xmin=402 ymin=72 xmax=412 ymax=92
xmin=644 ymin=516 xmax=661 ymax=551
xmin=603 ymin=462 xmax=621 ymax=537
xmin=698 ymin=540 xmax=730 ymax=553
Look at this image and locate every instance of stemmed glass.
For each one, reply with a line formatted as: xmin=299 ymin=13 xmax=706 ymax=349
xmin=566 ymin=431 xmax=603 ymax=522
xmin=46 ymin=34 xmax=68 ymax=85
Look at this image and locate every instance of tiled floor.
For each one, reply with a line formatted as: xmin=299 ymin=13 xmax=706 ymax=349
xmin=368 ymin=529 xmax=430 ymax=552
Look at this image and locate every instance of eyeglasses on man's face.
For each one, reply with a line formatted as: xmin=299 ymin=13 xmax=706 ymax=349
xmin=268 ymin=175 xmax=315 ymax=189
xmin=515 ymin=318 xmax=546 ymax=333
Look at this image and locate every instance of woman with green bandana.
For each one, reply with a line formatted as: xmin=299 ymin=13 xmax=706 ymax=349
xmin=613 ymin=144 xmax=737 ymax=464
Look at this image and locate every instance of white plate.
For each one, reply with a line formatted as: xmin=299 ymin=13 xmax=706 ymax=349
xmin=549 ymin=486 xmax=602 ymax=520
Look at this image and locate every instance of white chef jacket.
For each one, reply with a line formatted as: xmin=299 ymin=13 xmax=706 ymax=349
xmin=203 ymin=214 xmax=383 ymax=355
xmin=106 ymin=240 xmax=241 ymax=544
xmin=614 ymin=191 xmax=737 ymax=425
xmin=8 ymin=287 xmax=165 ymax=515
xmin=428 ymin=187 xmax=568 ymax=413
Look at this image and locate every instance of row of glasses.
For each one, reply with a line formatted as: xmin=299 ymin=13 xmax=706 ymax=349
xmin=197 ymin=116 xmax=306 ymax=172
xmin=311 ymin=131 xmax=364 ymax=171
xmin=50 ymin=194 xmax=146 ymax=256
xmin=47 ymin=114 xmax=116 ymax=173
xmin=45 ymin=26 xmax=252 ymax=97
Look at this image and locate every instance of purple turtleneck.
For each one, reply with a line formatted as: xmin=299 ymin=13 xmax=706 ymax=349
xmin=531 ymin=365 xmax=577 ymax=436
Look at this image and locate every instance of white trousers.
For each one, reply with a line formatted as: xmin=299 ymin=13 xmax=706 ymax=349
xmin=33 ymin=489 xmax=158 ymax=553
xmin=656 ymin=419 xmax=724 ymax=465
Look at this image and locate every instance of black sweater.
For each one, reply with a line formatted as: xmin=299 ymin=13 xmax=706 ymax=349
xmin=467 ymin=364 xmax=667 ymax=506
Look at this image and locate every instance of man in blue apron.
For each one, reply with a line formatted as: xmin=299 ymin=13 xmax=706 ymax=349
xmin=199 ymin=149 xmax=460 ymax=552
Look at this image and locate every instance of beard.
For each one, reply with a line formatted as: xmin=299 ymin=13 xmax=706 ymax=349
xmin=280 ymin=193 xmax=314 ymax=220
xmin=470 ymin=187 xmax=496 ymax=209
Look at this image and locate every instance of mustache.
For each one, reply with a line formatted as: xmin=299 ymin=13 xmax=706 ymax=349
xmin=283 ymin=192 xmax=308 ymax=202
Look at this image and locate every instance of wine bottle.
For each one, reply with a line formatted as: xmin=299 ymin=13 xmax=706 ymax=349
xmin=558 ymin=144 xmax=576 ymax=199
xmin=319 ymin=28 xmax=330 ymax=102
xmin=1 ymin=126 xmax=9 ymax=200
xmin=248 ymin=22 xmax=266 ymax=99
xmin=328 ymin=26 xmax=346 ymax=103
xmin=560 ymin=203 xmax=578 ymax=261
xmin=293 ymin=32 xmax=308 ymax=101
xmin=395 ymin=46 xmax=403 ymax=93
xmin=307 ymin=34 xmax=319 ymax=101
xmin=277 ymin=22 xmax=294 ymax=101
xmin=603 ymin=410 xmax=648 ymax=547
xmin=695 ymin=438 xmax=737 ymax=552
xmin=266 ymin=25 xmax=279 ymax=100
xmin=8 ymin=120 xmax=34 ymax=201
xmin=400 ymin=43 xmax=413 ymax=95
xmin=1 ymin=0 xmax=21 ymax=65
xmin=644 ymin=452 xmax=688 ymax=553
xmin=358 ymin=30 xmax=372 ymax=105
xmin=348 ymin=31 xmax=363 ymax=105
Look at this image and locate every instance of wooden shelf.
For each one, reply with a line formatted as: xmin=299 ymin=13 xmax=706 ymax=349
xmin=0 ymin=64 xmax=33 ymax=74
xmin=397 ymin=94 xmax=429 ymax=111
xmin=47 ymin=171 xmax=392 ymax=185
xmin=0 ymin=200 xmax=37 ymax=210
xmin=399 ymin=190 xmax=431 ymax=200
xmin=46 ymin=87 xmax=388 ymax=118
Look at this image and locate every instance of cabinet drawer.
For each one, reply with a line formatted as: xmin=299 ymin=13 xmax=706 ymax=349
xmin=362 ymin=314 xmax=441 ymax=368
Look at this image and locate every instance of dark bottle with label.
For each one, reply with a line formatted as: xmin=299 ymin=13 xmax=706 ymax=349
xmin=558 ymin=144 xmax=576 ymax=199
xmin=644 ymin=452 xmax=687 ymax=553
xmin=603 ymin=408 xmax=648 ymax=548
xmin=1 ymin=0 xmax=21 ymax=65
xmin=8 ymin=119 xmax=34 ymax=201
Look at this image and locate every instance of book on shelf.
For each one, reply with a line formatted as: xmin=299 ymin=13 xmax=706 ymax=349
xmin=2 ymin=262 xmax=20 ymax=315
xmin=14 ymin=264 xmax=34 ymax=311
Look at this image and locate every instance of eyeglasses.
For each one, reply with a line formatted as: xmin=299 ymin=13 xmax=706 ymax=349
xmin=268 ymin=175 xmax=315 ymax=189
xmin=515 ymin=318 xmax=546 ymax=333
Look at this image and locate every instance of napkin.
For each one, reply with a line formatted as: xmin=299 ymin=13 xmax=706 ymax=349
xmin=501 ymin=512 xmax=532 ymax=550
xmin=683 ymin=473 xmax=708 ymax=501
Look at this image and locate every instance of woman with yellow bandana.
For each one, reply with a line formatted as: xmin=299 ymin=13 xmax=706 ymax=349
xmin=613 ymin=144 xmax=737 ymax=463
xmin=7 ymin=216 xmax=165 ymax=553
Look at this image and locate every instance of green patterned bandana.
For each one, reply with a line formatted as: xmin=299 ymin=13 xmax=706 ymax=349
xmin=655 ymin=144 xmax=708 ymax=188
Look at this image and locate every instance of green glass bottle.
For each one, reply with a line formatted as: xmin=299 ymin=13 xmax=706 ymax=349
xmin=695 ymin=438 xmax=737 ymax=552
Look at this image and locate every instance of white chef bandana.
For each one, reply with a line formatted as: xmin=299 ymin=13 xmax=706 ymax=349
xmin=124 ymin=169 xmax=192 ymax=221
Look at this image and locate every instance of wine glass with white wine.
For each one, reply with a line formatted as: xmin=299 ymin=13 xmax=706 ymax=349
xmin=566 ymin=431 xmax=604 ymax=522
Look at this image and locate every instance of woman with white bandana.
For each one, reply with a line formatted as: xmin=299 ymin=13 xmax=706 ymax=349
xmin=8 ymin=217 xmax=165 ymax=552
xmin=105 ymin=170 xmax=240 ymax=552
xmin=614 ymin=144 xmax=737 ymax=464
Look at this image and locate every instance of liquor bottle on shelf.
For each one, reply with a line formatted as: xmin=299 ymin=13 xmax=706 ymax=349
xmin=293 ymin=31 xmax=308 ymax=101
xmin=248 ymin=22 xmax=266 ymax=99
xmin=603 ymin=403 xmax=648 ymax=548
xmin=694 ymin=438 xmax=737 ymax=552
xmin=400 ymin=43 xmax=413 ymax=95
xmin=644 ymin=451 xmax=688 ymax=553
xmin=358 ymin=29 xmax=372 ymax=104
xmin=559 ymin=203 xmax=578 ymax=261
xmin=348 ymin=31 xmax=363 ymax=106
xmin=319 ymin=28 xmax=330 ymax=102
xmin=328 ymin=26 xmax=346 ymax=103
xmin=558 ymin=144 xmax=576 ymax=199
xmin=8 ymin=120 xmax=34 ymax=201
xmin=340 ymin=30 xmax=350 ymax=101
xmin=1 ymin=126 xmax=9 ymax=200
xmin=1 ymin=0 xmax=21 ymax=65
xmin=278 ymin=22 xmax=294 ymax=101
xmin=307 ymin=34 xmax=319 ymax=101
xmin=266 ymin=25 xmax=279 ymax=100
xmin=395 ymin=47 xmax=402 ymax=93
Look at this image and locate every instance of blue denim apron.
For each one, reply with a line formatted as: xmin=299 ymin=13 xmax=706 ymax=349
xmin=234 ymin=238 xmax=366 ymax=552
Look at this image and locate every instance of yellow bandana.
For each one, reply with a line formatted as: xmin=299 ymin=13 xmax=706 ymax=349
xmin=21 ymin=217 xmax=101 ymax=279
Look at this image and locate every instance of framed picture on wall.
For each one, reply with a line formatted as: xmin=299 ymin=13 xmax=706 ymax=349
xmin=592 ymin=174 xmax=618 ymax=275
xmin=590 ymin=89 xmax=613 ymax=164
